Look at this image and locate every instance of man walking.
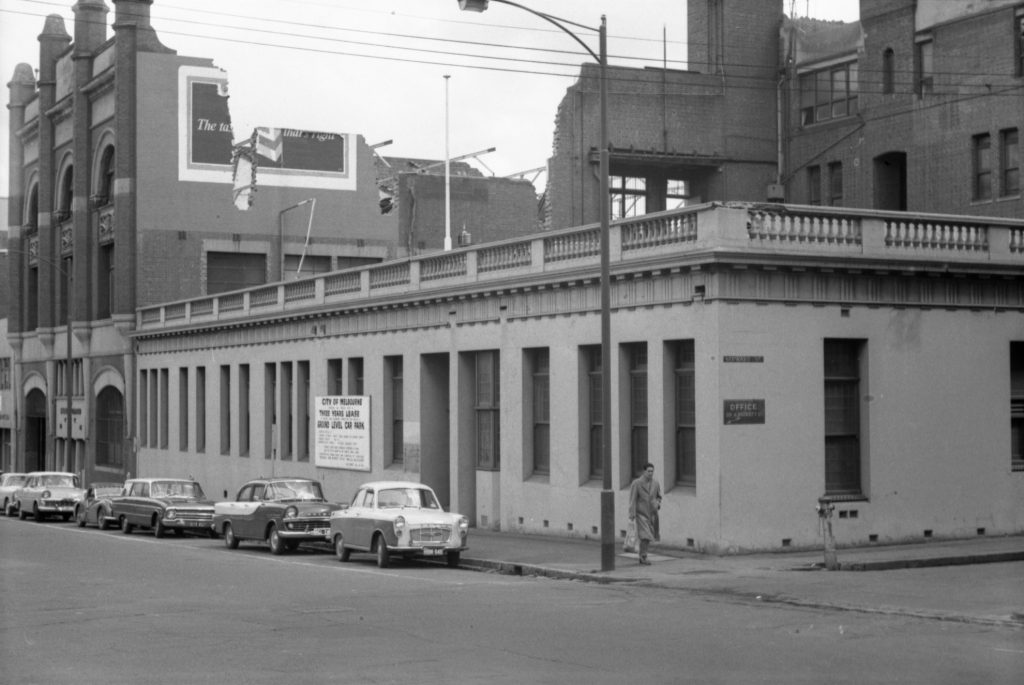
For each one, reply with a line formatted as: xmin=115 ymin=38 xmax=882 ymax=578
xmin=629 ymin=463 xmax=662 ymax=565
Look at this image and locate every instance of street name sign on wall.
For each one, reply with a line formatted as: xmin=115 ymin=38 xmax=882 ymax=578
xmin=314 ymin=396 xmax=371 ymax=471
xmin=723 ymin=399 xmax=765 ymax=425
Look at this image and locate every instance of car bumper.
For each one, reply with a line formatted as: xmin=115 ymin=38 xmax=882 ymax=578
xmin=37 ymin=501 xmax=80 ymax=514
xmin=161 ymin=517 xmax=215 ymax=530
xmin=391 ymin=544 xmax=468 ymax=556
xmin=280 ymin=519 xmax=331 ymax=539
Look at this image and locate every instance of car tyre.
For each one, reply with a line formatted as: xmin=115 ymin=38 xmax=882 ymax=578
xmin=375 ymin=535 xmax=390 ymax=568
xmin=154 ymin=518 xmax=166 ymax=539
xmin=268 ymin=525 xmax=286 ymax=555
xmin=18 ymin=503 xmax=28 ymax=520
xmin=446 ymin=551 xmax=461 ymax=568
xmin=120 ymin=516 xmax=134 ymax=534
xmin=1 ymin=499 xmax=8 ymax=516
xmin=98 ymin=508 xmax=111 ymax=530
xmin=33 ymin=503 xmax=45 ymax=522
xmin=224 ymin=523 xmax=239 ymax=549
xmin=334 ymin=534 xmax=351 ymax=562
xmin=76 ymin=507 xmax=87 ymax=527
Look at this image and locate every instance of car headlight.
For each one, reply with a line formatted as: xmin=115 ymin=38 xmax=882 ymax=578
xmin=165 ymin=509 xmax=177 ymax=520
xmin=41 ymin=490 xmax=51 ymax=499
xmin=459 ymin=516 xmax=469 ymax=535
xmin=284 ymin=506 xmax=298 ymax=519
xmin=393 ymin=515 xmax=406 ymax=532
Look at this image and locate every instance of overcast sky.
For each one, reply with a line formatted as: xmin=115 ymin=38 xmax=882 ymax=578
xmin=0 ymin=0 xmax=859 ymax=198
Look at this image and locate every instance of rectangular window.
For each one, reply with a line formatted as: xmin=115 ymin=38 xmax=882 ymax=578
xmin=974 ymin=133 xmax=993 ymax=201
xmin=148 ymin=370 xmax=158 ymax=449
xmin=627 ymin=344 xmax=648 ymax=479
xmin=916 ymin=38 xmax=933 ymax=95
xmin=239 ymin=364 xmax=250 ymax=457
xmin=206 ymin=251 xmax=266 ymax=295
xmin=264 ymin=363 xmax=276 ymax=459
xmin=799 ymin=61 xmax=858 ymax=125
xmin=1011 ymin=343 xmax=1024 ymax=472
xmin=328 ymin=359 xmax=343 ymax=395
xmin=610 ymin=175 xmax=647 ymax=220
xmin=828 ymin=162 xmax=843 ymax=206
xmin=297 ymin=361 xmax=309 ymax=462
xmin=220 ymin=365 xmax=231 ymax=455
xmin=0 ymin=358 xmax=10 ymax=390
xmin=281 ymin=362 xmax=293 ymax=460
xmin=807 ymin=165 xmax=821 ymax=205
xmin=139 ymin=370 xmax=149 ymax=447
xmin=672 ymin=341 xmax=696 ymax=487
xmin=583 ymin=345 xmax=603 ymax=479
xmin=60 ymin=256 xmax=73 ymax=327
xmin=475 ymin=351 xmax=500 ymax=470
xmin=159 ymin=368 xmax=169 ymax=449
xmin=386 ymin=356 xmax=404 ymax=465
xmin=179 ymin=368 xmax=189 ymax=451
xmin=1017 ymin=12 xmax=1024 ymax=77
xmin=348 ymin=357 xmax=364 ymax=395
xmin=824 ymin=339 xmax=864 ymax=496
xmin=98 ymin=244 xmax=114 ymax=319
xmin=527 ymin=348 xmax=550 ymax=475
xmin=1000 ymin=128 xmax=1020 ymax=197
xmin=26 ymin=266 xmax=38 ymax=331
xmin=196 ymin=366 xmax=206 ymax=453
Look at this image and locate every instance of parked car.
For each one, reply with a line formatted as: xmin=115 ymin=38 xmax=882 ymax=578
xmin=329 ymin=481 xmax=468 ymax=568
xmin=111 ymin=478 xmax=218 ymax=538
xmin=15 ymin=471 xmax=85 ymax=522
xmin=75 ymin=482 xmax=124 ymax=529
xmin=1 ymin=472 xmax=29 ymax=516
xmin=213 ymin=477 xmax=343 ymax=554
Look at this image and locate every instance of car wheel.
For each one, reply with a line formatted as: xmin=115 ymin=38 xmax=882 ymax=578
xmin=268 ymin=526 xmax=286 ymax=555
xmin=375 ymin=535 xmax=390 ymax=568
xmin=76 ymin=506 xmax=87 ymax=527
xmin=1 ymin=499 xmax=7 ymax=516
xmin=33 ymin=503 xmax=45 ymax=522
xmin=446 ymin=551 xmax=461 ymax=568
xmin=120 ymin=516 xmax=134 ymax=534
xmin=333 ymin=534 xmax=351 ymax=562
xmin=224 ymin=523 xmax=239 ymax=549
xmin=154 ymin=518 xmax=166 ymax=539
xmin=18 ymin=503 xmax=28 ymax=520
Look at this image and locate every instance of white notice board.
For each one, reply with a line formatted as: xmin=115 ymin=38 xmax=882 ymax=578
xmin=314 ymin=396 xmax=371 ymax=471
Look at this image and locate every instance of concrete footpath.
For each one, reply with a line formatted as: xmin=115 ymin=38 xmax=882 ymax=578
xmin=457 ymin=530 xmax=1024 ymax=629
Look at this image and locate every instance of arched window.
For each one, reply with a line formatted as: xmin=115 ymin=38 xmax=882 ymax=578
xmin=24 ymin=184 xmax=39 ymax=229
xmin=96 ymin=146 xmax=115 ymax=206
xmin=57 ymin=165 xmax=74 ymax=221
xmin=96 ymin=386 xmax=125 ymax=467
xmin=882 ymin=48 xmax=895 ymax=94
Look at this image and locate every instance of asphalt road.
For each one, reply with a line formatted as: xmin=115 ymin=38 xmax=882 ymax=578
xmin=1 ymin=517 xmax=1021 ymax=685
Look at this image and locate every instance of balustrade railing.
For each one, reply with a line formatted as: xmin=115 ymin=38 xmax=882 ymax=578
xmin=136 ymin=203 xmax=1024 ymax=330
xmin=886 ymin=219 xmax=989 ymax=251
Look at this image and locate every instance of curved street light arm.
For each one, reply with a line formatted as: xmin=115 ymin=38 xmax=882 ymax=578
xmin=485 ymin=0 xmax=602 ymax=63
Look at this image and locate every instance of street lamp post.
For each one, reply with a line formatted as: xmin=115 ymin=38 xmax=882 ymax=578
xmin=277 ymin=198 xmax=315 ymax=281
xmin=458 ymin=0 xmax=615 ymax=571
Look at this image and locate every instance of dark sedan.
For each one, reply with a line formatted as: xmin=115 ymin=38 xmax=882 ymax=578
xmin=212 ymin=477 xmax=344 ymax=554
xmin=75 ymin=482 xmax=124 ymax=529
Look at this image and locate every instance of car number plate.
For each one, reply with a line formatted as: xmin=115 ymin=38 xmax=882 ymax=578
xmin=184 ymin=520 xmax=204 ymax=527
xmin=422 ymin=548 xmax=443 ymax=556
xmin=312 ymin=528 xmax=329 ymax=537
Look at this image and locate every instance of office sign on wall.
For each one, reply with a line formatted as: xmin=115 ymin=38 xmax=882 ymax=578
xmin=724 ymin=399 xmax=765 ymax=425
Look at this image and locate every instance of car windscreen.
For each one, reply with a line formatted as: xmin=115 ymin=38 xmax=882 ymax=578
xmin=2 ymin=475 xmax=28 ymax=486
xmin=40 ymin=475 xmax=78 ymax=488
xmin=377 ymin=488 xmax=441 ymax=510
xmin=266 ymin=480 xmax=324 ymax=501
xmin=151 ymin=481 xmax=205 ymax=498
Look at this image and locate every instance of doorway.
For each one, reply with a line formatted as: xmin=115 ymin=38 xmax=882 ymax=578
xmin=24 ymin=389 xmax=47 ymax=471
xmin=874 ymin=152 xmax=907 ymax=210
xmin=419 ymin=354 xmax=451 ymax=508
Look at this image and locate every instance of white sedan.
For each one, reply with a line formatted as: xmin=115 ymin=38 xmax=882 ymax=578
xmin=329 ymin=481 xmax=468 ymax=568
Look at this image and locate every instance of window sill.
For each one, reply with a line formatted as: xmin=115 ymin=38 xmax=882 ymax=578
xmin=820 ymin=493 xmax=868 ymax=503
xmin=525 ymin=473 xmax=550 ymax=484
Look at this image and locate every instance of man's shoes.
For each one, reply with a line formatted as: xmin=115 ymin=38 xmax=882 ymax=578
xmin=639 ymin=557 xmax=651 ymax=565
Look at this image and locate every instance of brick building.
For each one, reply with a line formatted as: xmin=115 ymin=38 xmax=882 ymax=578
xmin=545 ymin=0 xmax=1022 ymax=229
xmin=2 ymin=0 xmax=537 ymax=480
